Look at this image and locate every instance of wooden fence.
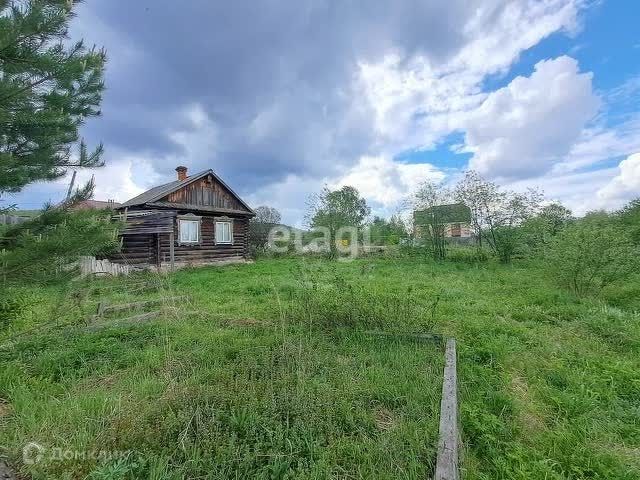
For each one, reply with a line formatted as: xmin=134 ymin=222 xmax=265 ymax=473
xmin=78 ymin=256 xmax=131 ymax=276
xmin=0 ymin=214 xmax=30 ymax=225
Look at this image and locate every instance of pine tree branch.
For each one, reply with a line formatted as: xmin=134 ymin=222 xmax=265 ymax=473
xmin=0 ymin=70 xmax=56 ymax=104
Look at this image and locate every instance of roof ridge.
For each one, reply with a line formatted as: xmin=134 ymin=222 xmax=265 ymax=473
xmin=119 ymin=168 xmax=253 ymax=214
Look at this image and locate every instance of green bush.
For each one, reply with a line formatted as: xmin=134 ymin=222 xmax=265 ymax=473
xmin=617 ymin=198 xmax=640 ymax=246
xmin=397 ymin=242 xmax=437 ymax=261
xmin=546 ymin=217 xmax=639 ymax=297
xmin=446 ymin=245 xmax=489 ymax=264
xmin=0 ymin=208 xmax=121 ymax=285
xmin=601 ymin=276 xmax=640 ymax=311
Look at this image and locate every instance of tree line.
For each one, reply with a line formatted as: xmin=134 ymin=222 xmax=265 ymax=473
xmin=250 ymin=174 xmax=639 ymax=297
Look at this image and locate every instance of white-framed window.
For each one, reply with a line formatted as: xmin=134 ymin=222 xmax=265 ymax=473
xmin=215 ymin=220 xmax=233 ymax=244
xmin=179 ymin=218 xmax=200 ymax=243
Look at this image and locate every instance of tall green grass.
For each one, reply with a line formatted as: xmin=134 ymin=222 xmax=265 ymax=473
xmin=0 ymin=263 xmax=444 ymax=478
xmin=286 ymin=263 xmax=439 ymax=331
xmin=1 ymin=257 xmax=639 ymax=478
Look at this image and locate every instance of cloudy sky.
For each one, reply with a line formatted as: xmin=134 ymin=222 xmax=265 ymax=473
xmin=8 ymin=0 xmax=640 ymax=224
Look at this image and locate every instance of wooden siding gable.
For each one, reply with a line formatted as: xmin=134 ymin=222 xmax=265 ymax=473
xmin=119 ymin=169 xmax=254 ymax=215
xmin=157 ymin=171 xmax=252 ymax=213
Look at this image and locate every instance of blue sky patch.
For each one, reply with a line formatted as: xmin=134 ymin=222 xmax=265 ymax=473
xmin=394 ymin=132 xmax=471 ymax=170
xmin=482 ymin=1 xmax=640 ymax=94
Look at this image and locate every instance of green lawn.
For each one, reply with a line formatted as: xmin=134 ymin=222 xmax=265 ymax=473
xmin=1 ymin=257 xmax=639 ymax=479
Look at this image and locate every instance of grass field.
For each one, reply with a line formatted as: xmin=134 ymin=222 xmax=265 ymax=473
xmin=1 ymin=257 xmax=639 ymax=479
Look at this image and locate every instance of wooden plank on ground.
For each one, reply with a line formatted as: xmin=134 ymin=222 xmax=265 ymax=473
xmin=99 ymin=296 xmax=187 ymax=315
xmin=86 ymin=310 xmax=163 ymax=331
xmin=435 ymin=338 xmax=459 ymax=480
xmin=364 ymin=330 xmax=443 ymax=343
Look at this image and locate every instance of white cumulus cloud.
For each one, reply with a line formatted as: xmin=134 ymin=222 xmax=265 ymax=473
xmin=464 ymin=56 xmax=600 ymax=179
xmin=597 ymin=153 xmax=640 ymax=208
xmin=247 ymin=156 xmax=445 ymax=225
xmin=357 ymin=1 xmax=585 ymax=155
xmin=330 ymin=155 xmax=444 ymax=208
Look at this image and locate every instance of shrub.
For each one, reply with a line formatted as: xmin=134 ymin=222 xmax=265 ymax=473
xmin=546 ymin=217 xmax=638 ymax=297
xmin=521 ymin=203 xmax=574 ymax=256
xmin=489 ymin=225 xmax=529 ymax=263
xmin=398 ymin=242 xmax=435 ymax=261
xmin=447 ymin=245 xmax=489 ymax=264
xmin=616 ymin=198 xmax=639 ymax=239
xmin=0 ymin=208 xmax=121 ymax=284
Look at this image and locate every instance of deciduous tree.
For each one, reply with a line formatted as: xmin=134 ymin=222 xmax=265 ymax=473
xmin=367 ymin=215 xmax=407 ymax=246
xmin=307 ymin=186 xmax=370 ymax=258
xmin=617 ymin=198 xmax=640 ymax=245
xmin=522 ymin=202 xmax=573 ymax=253
xmin=249 ymin=205 xmax=282 ymax=253
xmin=454 ymin=170 xmax=542 ymax=262
xmin=547 ymin=214 xmax=638 ymax=296
xmin=412 ymin=181 xmax=452 ymax=261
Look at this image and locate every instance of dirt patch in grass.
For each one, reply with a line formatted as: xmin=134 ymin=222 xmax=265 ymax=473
xmin=509 ymin=375 xmax=546 ymax=437
xmin=374 ymin=407 xmax=397 ymax=431
xmin=227 ymin=317 xmax=273 ymax=327
xmin=0 ymin=399 xmax=10 ymax=418
xmin=0 ymin=460 xmax=18 ymax=480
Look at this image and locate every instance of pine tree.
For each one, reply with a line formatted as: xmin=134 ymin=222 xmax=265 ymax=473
xmin=0 ymin=0 xmax=106 ymax=200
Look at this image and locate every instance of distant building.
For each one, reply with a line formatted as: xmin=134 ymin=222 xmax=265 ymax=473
xmin=1 ymin=201 xmax=121 ymax=225
xmin=413 ymin=203 xmax=473 ymax=240
xmin=68 ymin=199 xmax=121 ymax=211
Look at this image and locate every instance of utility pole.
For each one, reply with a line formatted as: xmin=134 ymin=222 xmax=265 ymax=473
xmin=65 ymin=170 xmax=77 ymax=200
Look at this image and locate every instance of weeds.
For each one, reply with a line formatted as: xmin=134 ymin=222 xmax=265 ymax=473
xmin=0 ymin=292 xmax=34 ymax=330
xmin=1 ymin=258 xmax=639 ymax=478
xmin=288 ymin=264 xmax=438 ymax=331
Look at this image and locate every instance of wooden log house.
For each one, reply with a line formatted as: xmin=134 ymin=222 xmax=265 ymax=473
xmin=112 ymin=166 xmax=254 ymax=269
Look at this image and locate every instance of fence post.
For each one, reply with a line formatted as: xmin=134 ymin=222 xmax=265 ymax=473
xmin=1 ymin=248 xmax=5 ymax=285
xmin=169 ymin=231 xmax=175 ymax=271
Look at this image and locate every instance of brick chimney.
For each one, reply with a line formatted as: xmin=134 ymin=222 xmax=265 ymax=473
xmin=176 ymin=166 xmax=188 ymax=181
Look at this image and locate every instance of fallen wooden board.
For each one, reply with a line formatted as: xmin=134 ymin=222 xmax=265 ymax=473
xmin=86 ymin=310 xmax=163 ymax=331
xmin=88 ymin=281 xmax=151 ymax=291
xmin=364 ymin=330 xmax=443 ymax=344
xmin=97 ymin=296 xmax=187 ymax=315
xmin=435 ymin=338 xmax=459 ymax=480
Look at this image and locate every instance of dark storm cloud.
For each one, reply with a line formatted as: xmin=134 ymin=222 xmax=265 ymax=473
xmin=73 ymin=0 xmax=480 ymax=190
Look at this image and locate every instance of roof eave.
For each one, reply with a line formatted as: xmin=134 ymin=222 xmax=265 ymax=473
xmin=145 ymin=201 xmax=255 ymax=216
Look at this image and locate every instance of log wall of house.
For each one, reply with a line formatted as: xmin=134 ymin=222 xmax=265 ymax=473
xmin=113 ymin=214 xmax=250 ymax=267
xmin=158 ymin=215 xmax=249 ymax=264
xmin=113 ymin=234 xmax=155 ymax=265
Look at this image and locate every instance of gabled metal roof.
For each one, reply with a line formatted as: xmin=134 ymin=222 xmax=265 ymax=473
xmin=414 ymin=203 xmax=472 ymax=224
xmin=119 ymin=169 xmax=254 ymax=214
